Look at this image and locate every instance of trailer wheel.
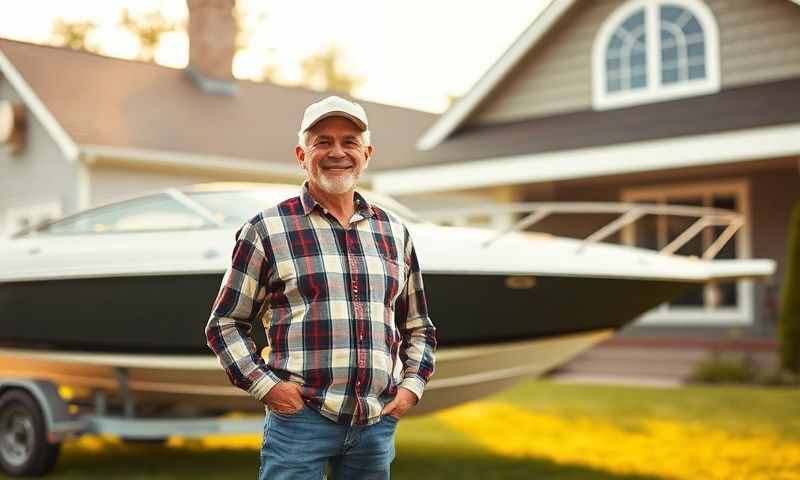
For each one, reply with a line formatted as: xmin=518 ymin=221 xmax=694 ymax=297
xmin=0 ymin=389 xmax=61 ymax=477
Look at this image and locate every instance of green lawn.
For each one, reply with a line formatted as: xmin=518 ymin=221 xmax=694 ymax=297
xmin=2 ymin=380 xmax=798 ymax=479
xmin=493 ymin=381 xmax=800 ymax=440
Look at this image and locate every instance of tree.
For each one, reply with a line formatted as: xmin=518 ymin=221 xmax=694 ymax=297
xmin=119 ymin=7 xmax=183 ymax=62
xmin=50 ymin=19 xmax=97 ymax=52
xmin=300 ymin=45 xmax=361 ymax=95
xmin=779 ymin=202 xmax=800 ymax=372
xmin=233 ymin=3 xmax=278 ymax=82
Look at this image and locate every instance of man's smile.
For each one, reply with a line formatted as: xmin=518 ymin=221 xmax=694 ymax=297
xmin=321 ymin=164 xmax=354 ymax=173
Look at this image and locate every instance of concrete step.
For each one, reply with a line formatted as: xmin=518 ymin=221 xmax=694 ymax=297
xmin=551 ymin=338 xmax=779 ymax=385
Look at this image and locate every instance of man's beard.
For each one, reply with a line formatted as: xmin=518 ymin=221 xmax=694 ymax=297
xmin=310 ymin=165 xmax=361 ymax=194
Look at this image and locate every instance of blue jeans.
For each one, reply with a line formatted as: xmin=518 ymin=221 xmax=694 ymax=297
xmin=258 ymin=406 xmax=399 ymax=480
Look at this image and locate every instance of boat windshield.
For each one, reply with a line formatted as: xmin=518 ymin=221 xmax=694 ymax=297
xmin=183 ymin=189 xmax=424 ymax=226
xmin=23 ymin=187 xmax=422 ymax=237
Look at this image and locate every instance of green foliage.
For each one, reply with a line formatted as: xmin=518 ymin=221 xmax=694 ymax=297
xmin=689 ymin=356 xmax=756 ymax=384
xmin=300 ymin=45 xmax=362 ymax=95
xmin=779 ymin=202 xmax=800 ymax=372
xmin=50 ymin=19 xmax=97 ymax=52
xmin=758 ymin=368 xmax=800 ymax=386
xmin=119 ymin=8 xmax=183 ymax=62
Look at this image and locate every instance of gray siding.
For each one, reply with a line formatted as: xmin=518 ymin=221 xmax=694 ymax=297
xmin=0 ymin=82 xmax=79 ymax=235
xmin=717 ymin=0 xmax=800 ymax=87
xmin=749 ymin=166 xmax=800 ymax=330
xmin=89 ymin=165 xmax=220 ymax=207
xmin=470 ymin=0 xmax=800 ymax=126
xmin=89 ymin=163 xmax=303 ymax=207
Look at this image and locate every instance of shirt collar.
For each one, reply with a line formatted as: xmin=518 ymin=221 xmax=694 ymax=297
xmin=299 ymin=181 xmax=375 ymax=219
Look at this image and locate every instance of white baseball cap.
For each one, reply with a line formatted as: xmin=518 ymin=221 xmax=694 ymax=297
xmin=300 ymin=96 xmax=368 ymax=133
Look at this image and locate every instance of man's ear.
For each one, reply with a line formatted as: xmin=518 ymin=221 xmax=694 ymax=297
xmin=295 ymin=145 xmax=306 ymax=170
xmin=364 ymin=145 xmax=374 ymax=171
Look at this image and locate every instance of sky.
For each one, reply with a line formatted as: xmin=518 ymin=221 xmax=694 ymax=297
xmin=0 ymin=0 xmax=549 ymax=112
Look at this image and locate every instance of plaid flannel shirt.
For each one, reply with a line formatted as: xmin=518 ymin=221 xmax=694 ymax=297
xmin=205 ymin=183 xmax=437 ymax=426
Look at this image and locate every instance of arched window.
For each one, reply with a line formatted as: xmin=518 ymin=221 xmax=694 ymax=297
xmin=606 ymin=9 xmax=647 ymax=93
xmin=593 ymin=0 xmax=720 ymax=110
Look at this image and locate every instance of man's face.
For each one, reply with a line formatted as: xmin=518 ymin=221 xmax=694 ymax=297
xmin=296 ymin=116 xmax=373 ymax=195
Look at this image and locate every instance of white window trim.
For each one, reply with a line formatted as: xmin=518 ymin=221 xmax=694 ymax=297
xmin=592 ymin=0 xmax=721 ymax=111
xmin=622 ymin=179 xmax=754 ymax=326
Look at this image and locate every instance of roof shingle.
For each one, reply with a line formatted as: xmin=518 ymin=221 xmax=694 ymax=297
xmin=0 ymin=38 xmax=436 ymax=172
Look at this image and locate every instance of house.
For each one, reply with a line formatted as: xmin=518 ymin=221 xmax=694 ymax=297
xmin=2 ymin=0 xmax=797 ymax=380
xmin=371 ymin=0 xmax=800 ymax=379
xmin=0 ymin=0 xmax=434 ymax=235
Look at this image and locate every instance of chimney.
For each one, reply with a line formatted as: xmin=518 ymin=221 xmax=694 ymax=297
xmin=185 ymin=0 xmax=239 ymax=95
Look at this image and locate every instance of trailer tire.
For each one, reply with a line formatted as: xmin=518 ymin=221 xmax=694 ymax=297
xmin=0 ymin=389 xmax=61 ymax=477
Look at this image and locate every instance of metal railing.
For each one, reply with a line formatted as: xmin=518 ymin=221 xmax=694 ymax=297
xmin=421 ymin=202 xmax=744 ymax=260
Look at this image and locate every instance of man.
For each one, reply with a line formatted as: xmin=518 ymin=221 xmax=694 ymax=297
xmin=205 ymin=95 xmax=437 ymax=479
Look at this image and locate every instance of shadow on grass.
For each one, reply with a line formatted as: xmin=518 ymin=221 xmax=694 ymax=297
xmin=394 ymin=412 xmax=667 ymax=480
xmin=40 ymin=444 xmax=260 ymax=480
xmin=2 ymin=410 xmax=670 ymax=480
xmin=24 ymin=443 xmax=667 ymax=480
xmin=0 ymin=439 xmax=668 ymax=480
xmin=394 ymin=445 xmax=667 ymax=480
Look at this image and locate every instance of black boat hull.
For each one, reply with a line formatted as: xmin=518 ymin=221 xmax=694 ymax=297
xmin=0 ymin=272 xmax=693 ymax=353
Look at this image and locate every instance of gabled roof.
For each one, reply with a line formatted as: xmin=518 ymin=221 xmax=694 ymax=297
xmin=417 ymin=0 xmax=800 ymax=151
xmin=0 ymin=38 xmax=436 ymax=172
xmin=416 ymin=0 xmax=576 ymax=150
xmin=410 ymin=77 xmax=800 ymax=167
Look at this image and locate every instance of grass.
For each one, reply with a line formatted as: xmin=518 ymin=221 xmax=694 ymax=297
xmin=492 ymin=381 xmax=800 ymax=440
xmin=2 ymin=380 xmax=798 ymax=479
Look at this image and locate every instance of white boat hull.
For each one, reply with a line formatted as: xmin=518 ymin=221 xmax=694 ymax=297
xmin=0 ymin=329 xmax=612 ymax=416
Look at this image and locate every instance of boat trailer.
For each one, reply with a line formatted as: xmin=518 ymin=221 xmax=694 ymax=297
xmin=0 ymin=371 xmax=263 ymax=477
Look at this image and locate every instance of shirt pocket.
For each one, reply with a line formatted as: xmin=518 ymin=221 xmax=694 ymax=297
xmin=378 ymin=253 xmax=406 ymax=307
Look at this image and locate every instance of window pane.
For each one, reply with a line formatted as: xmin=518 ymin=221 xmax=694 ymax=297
xmin=658 ymin=6 xmax=706 ymax=87
xmin=631 ymin=51 xmax=647 ymax=69
xmin=662 ymin=45 xmax=678 ymax=63
xmin=711 ymin=195 xmax=738 ymax=260
xmin=684 ymin=17 xmax=702 ymax=35
xmin=662 ymin=67 xmax=680 ymax=84
xmin=609 ymin=34 xmax=624 ymax=50
xmin=631 ymin=73 xmax=647 ymax=89
xmin=687 ymin=41 xmax=705 ymax=58
xmin=711 ymin=196 xmax=739 ymax=307
xmin=660 ymin=5 xmax=684 ymax=23
xmin=672 ymin=285 xmax=705 ymax=307
xmin=606 ymin=9 xmax=647 ymax=94
xmin=711 ymin=281 xmax=738 ymax=307
xmin=688 ymin=63 xmax=706 ymax=80
xmin=667 ymin=197 xmax=703 ymax=256
xmin=668 ymin=197 xmax=704 ymax=307
xmin=622 ymin=10 xmax=645 ymax=32
xmin=712 ymin=195 xmax=737 ymax=212
xmin=43 ymin=194 xmax=206 ymax=234
xmin=635 ymin=213 xmax=660 ymax=250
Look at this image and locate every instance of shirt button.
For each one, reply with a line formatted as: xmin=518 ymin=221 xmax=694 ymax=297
xmin=323 ymin=208 xmax=328 ymax=214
